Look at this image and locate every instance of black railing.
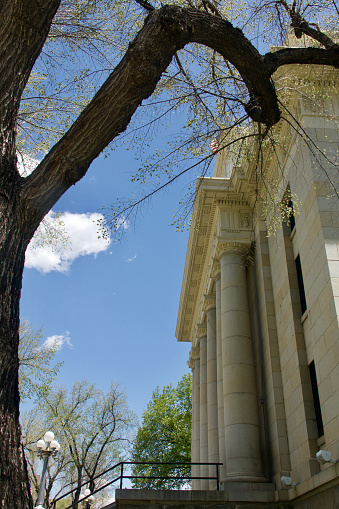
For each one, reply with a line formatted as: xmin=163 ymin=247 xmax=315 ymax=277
xmin=51 ymin=461 xmax=223 ymax=509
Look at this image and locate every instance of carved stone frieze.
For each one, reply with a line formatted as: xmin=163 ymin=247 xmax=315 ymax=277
xmin=240 ymin=212 xmax=251 ymax=228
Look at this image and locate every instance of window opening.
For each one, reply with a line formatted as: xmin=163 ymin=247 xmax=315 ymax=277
xmin=309 ymin=361 xmax=324 ymax=438
xmin=295 ymin=254 xmax=307 ymax=314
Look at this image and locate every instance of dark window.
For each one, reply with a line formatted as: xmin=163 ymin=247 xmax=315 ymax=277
xmin=295 ymin=254 xmax=307 ymax=314
xmin=309 ymin=361 xmax=324 ymax=437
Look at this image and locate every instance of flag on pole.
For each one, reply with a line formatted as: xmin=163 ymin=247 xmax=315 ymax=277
xmin=210 ymin=138 xmax=218 ymax=154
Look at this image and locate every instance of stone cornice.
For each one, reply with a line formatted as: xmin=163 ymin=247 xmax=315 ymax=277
xmin=176 ymin=179 xmax=229 ymax=342
xmin=273 ymin=63 xmax=339 ymax=89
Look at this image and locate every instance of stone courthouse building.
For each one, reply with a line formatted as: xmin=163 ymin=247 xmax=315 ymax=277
xmin=176 ymin=60 xmax=339 ymax=508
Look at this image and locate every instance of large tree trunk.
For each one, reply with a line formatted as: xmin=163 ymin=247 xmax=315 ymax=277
xmin=0 ymin=173 xmax=32 ymax=509
xmin=0 ymin=2 xmax=60 ymax=506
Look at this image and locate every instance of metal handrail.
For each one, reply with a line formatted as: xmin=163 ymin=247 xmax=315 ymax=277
xmin=51 ymin=461 xmax=223 ymax=509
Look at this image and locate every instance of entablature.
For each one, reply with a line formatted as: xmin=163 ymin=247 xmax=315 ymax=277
xmin=175 ymin=177 xmax=253 ymax=344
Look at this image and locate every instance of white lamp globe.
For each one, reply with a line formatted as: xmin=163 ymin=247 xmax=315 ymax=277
xmin=50 ymin=440 xmax=60 ymax=451
xmin=36 ymin=439 xmax=46 ymax=450
xmin=84 ymin=489 xmax=91 ymax=497
xmin=44 ymin=431 xmax=54 ymax=443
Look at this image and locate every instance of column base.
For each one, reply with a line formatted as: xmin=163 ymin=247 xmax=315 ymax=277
xmin=218 ymin=480 xmax=276 ymax=503
xmin=221 ymin=473 xmax=268 ymax=483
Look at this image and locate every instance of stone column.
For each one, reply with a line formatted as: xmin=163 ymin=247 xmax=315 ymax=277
xmin=205 ymin=294 xmax=219 ymax=489
xmin=198 ymin=325 xmax=209 ymax=489
xmin=218 ymin=243 xmax=265 ymax=482
xmin=214 ymin=263 xmax=226 ymax=481
xmin=190 ymin=347 xmax=201 ymax=490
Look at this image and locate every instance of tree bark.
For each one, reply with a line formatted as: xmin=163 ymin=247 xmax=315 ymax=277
xmin=0 ymin=200 xmax=32 ymax=509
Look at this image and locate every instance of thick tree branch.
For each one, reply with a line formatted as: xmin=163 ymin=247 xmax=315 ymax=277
xmin=21 ymin=5 xmax=280 ymax=233
xmin=19 ymin=5 xmax=339 ymax=237
xmin=0 ymin=0 xmax=60 ymax=170
xmin=264 ymin=46 xmax=339 ymax=75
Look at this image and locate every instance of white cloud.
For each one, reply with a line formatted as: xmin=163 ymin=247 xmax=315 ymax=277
xmin=25 ymin=211 xmax=111 ymax=273
xmin=127 ymin=254 xmax=137 ymax=263
xmin=43 ymin=332 xmax=72 ymax=351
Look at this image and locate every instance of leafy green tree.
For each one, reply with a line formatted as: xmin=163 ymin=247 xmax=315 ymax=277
xmin=1 ymin=1 xmax=339 ymax=506
xmin=22 ymin=380 xmax=137 ymax=508
xmin=18 ymin=320 xmax=63 ymax=402
xmin=131 ymin=373 xmax=191 ymax=489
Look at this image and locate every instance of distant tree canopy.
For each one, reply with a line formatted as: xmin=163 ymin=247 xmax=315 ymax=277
xmin=22 ymin=380 xmax=137 ymax=508
xmin=18 ymin=320 xmax=63 ymax=402
xmin=131 ymin=373 xmax=192 ymax=489
xmin=1 ymin=1 xmax=339 ymax=507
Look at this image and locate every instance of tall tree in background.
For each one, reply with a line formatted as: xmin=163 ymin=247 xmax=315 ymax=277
xmin=131 ymin=373 xmax=191 ymax=489
xmin=18 ymin=320 xmax=63 ymax=402
xmin=22 ymin=380 xmax=137 ymax=508
xmin=0 ymin=1 xmax=339 ymax=506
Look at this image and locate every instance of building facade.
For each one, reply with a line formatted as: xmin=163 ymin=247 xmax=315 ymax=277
xmin=176 ymin=63 xmax=339 ymax=508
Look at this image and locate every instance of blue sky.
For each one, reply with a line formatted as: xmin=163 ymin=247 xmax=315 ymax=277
xmin=20 ymin=137 xmax=200 ymax=420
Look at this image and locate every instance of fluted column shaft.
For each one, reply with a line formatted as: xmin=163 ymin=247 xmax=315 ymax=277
xmin=192 ymin=355 xmax=201 ymax=490
xmin=215 ymin=271 xmax=226 ymax=481
xmin=206 ymin=299 xmax=219 ymax=488
xmin=220 ymin=246 xmax=264 ymax=482
xmin=199 ymin=334 xmax=209 ymax=489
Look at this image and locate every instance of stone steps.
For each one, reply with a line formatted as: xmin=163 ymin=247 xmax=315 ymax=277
xmin=102 ymin=488 xmax=292 ymax=509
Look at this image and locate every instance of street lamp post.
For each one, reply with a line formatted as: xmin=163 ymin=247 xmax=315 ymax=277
xmin=34 ymin=431 xmax=60 ymax=509
xmin=79 ymin=488 xmax=94 ymax=509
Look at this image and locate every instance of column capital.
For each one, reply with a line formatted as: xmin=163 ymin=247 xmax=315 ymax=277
xmin=196 ymin=323 xmax=207 ymax=341
xmin=188 ymin=346 xmax=200 ymax=368
xmin=204 ymin=293 xmax=216 ymax=312
xmin=215 ymin=240 xmax=250 ymax=260
xmin=212 ymin=260 xmax=221 ymax=280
